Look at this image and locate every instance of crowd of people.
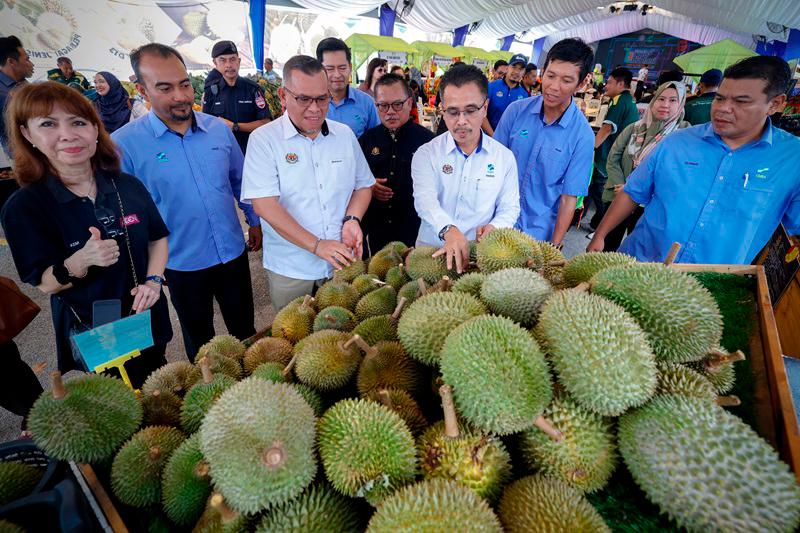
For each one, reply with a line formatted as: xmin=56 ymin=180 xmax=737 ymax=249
xmin=0 ymin=31 xmax=799 ymax=434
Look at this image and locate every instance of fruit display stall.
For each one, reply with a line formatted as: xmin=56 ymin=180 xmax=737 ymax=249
xmin=1 ymin=235 xmax=799 ymax=532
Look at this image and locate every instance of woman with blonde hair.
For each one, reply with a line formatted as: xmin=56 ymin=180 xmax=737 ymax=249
xmin=1 ymin=81 xmax=172 ymax=387
xmin=600 ymin=81 xmax=691 ymax=251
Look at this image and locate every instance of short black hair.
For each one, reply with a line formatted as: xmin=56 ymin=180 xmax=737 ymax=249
xmin=130 ymin=43 xmax=185 ymax=84
xmin=525 ymin=63 xmax=537 ymax=75
xmin=439 ymin=63 xmax=488 ymax=100
xmin=283 ymin=55 xmax=325 ymax=85
xmin=724 ymin=55 xmax=792 ymax=99
xmin=656 ymin=69 xmax=684 ymax=86
xmin=0 ymin=36 xmax=23 ymax=67
xmin=56 ymin=56 xmax=72 ymax=66
xmin=374 ymin=72 xmax=411 ymax=99
xmin=609 ymin=67 xmax=633 ymax=87
xmin=493 ymin=59 xmax=508 ymax=71
xmin=543 ymin=38 xmax=594 ymax=81
xmin=315 ymin=37 xmax=351 ymax=64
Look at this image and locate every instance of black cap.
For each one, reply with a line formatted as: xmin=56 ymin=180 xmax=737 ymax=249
xmin=509 ymin=53 xmax=528 ymax=66
xmin=212 ymin=40 xmax=238 ymax=59
xmin=699 ymin=68 xmax=722 ymax=86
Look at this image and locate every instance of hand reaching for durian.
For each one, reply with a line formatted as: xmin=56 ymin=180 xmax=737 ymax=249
xmin=433 ymin=226 xmax=469 ymax=274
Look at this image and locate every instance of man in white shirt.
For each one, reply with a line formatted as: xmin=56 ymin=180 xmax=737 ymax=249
xmin=412 ymin=64 xmax=520 ymax=274
xmin=241 ymin=55 xmax=374 ymax=310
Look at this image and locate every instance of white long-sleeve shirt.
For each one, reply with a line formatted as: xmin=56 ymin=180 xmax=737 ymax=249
xmin=411 ymin=131 xmax=520 ymax=247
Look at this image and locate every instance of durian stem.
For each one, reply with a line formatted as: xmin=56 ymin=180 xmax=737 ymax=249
xmin=663 ymin=242 xmax=681 ymax=266
xmin=533 ymin=415 xmax=563 ymax=442
xmin=525 ymin=258 xmax=536 ymax=268
xmin=148 ymin=446 xmax=162 ymax=460
xmin=417 ymin=278 xmax=427 ymax=296
xmin=282 ymin=352 xmax=300 ymax=381
xmin=301 ymin=294 xmax=314 ymax=309
xmin=194 ymin=460 xmax=210 ymax=479
xmin=198 ymin=357 xmax=213 ymax=384
xmin=401 ymin=247 xmax=414 ymax=260
xmin=210 ymin=493 xmax=238 ymax=523
xmin=706 ymin=349 xmax=746 ymax=369
xmin=392 ymin=297 xmax=408 ymax=320
xmin=716 ymin=395 xmax=741 ymax=407
xmin=439 ymin=384 xmax=460 ymax=438
xmin=572 ymin=282 xmax=591 ymax=292
xmin=262 ymin=443 xmax=286 ymax=469
xmin=378 ymin=389 xmax=395 ymax=410
xmin=372 ymin=279 xmax=386 ymax=286
xmin=51 ymin=371 xmax=66 ymax=400
xmin=440 ymin=276 xmax=453 ymax=291
xmin=348 ymin=335 xmax=377 ymax=357
xmin=548 ymin=259 xmax=567 ymax=267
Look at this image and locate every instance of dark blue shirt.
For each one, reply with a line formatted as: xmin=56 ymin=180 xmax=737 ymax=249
xmin=486 ymin=78 xmax=528 ymax=131
xmin=201 ymin=74 xmax=271 ymax=154
xmin=0 ymin=71 xmax=22 ymax=154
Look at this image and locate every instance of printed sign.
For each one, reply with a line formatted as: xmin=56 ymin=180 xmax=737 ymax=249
xmin=72 ymin=311 xmax=154 ymax=371
xmin=472 ymin=58 xmax=489 ymax=70
xmin=432 ymin=55 xmax=455 ymax=69
xmin=378 ymin=51 xmax=407 ymax=65
xmin=758 ymin=224 xmax=800 ymax=306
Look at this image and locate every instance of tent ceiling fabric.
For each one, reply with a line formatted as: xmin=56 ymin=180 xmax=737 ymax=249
xmin=290 ymin=0 xmax=800 ymax=42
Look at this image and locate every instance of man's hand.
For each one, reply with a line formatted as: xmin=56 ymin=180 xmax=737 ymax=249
xmin=613 ymin=184 xmax=624 ymax=195
xmin=432 ymin=226 xmax=469 ymax=273
xmin=341 ymin=220 xmax=363 ymax=259
xmin=586 ymin=235 xmax=605 ymax=252
xmin=220 ymin=117 xmax=234 ymax=127
xmin=476 ymin=224 xmax=496 ymax=242
xmin=131 ymin=283 xmax=161 ymax=313
xmin=315 ymin=239 xmax=355 ymax=270
xmin=372 ymin=178 xmax=393 ymax=202
xmin=247 ymin=225 xmax=263 ymax=252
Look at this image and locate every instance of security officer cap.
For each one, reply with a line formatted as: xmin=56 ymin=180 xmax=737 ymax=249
xmin=212 ymin=40 xmax=238 ymax=59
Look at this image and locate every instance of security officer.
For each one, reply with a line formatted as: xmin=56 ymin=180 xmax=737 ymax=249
xmin=203 ymin=40 xmax=272 ymax=154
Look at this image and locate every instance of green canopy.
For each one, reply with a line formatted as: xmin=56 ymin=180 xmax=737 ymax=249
xmin=345 ymin=33 xmax=419 ymax=71
xmin=456 ymin=46 xmax=497 ymax=69
xmin=491 ymin=50 xmax=513 ymax=62
xmin=672 ymin=39 xmax=757 ymax=75
xmin=411 ymin=40 xmax=464 ymax=69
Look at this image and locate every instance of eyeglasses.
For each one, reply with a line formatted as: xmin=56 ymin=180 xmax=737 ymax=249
xmin=94 ymin=205 xmax=124 ymax=239
xmin=443 ymin=98 xmax=488 ymax=119
xmin=375 ymin=97 xmax=411 ymax=112
xmin=284 ymin=87 xmax=331 ymax=108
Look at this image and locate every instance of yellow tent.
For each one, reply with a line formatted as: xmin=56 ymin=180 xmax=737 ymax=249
xmin=345 ymin=33 xmax=419 ymax=71
xmin=411 ymin=40 xmax=464 ymax=69
xmin=456 ymin=46 xmax=497 ymax=70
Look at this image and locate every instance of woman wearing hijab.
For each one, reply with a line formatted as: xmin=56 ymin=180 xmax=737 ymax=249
xmin=601 ymin=81 xmax=690 ymax=251
xmin=358 ymin=58 xmax=388 ymax=98
xmin=93 ymin=72 xmax=146 ymax=133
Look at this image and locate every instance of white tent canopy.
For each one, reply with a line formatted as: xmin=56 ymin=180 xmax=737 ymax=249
xmin=292 ymin=0 xmax=800 ymax=46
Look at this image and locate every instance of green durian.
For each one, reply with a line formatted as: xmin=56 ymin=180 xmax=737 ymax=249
xmin=533 ymin=240 xmax=567 ymax=286
xmin=352 ymin=274 xmax=383 ymax=297
xmin=498 ymin=475 xmax=610 ymax=533
xmin=200 ymin=352 xmax=243 ymax=380
xmin=479 ymin=268 xmax=552 ymax=327
xmin=686 ymin=347 xmax=742 ymax=395
xmin=196 ymin=335 xmax=246 ymax=364
xmin=385 ymin=264 xmax=410 ymax=291
xmin=29 ymin=373 xmax=142 ymax=463
xmin=272 ymin=295 xmax=317 ymax=344
xmin=0 ymin=462 xmax=42 ymax=505
xmin=352 ymin=315 xmax=398 ymax=346
xmin=161 ymin=433 xmax=212 ymax=528
xmin=536 ymin=291 xmax=657 ymax=416
xmin=618 ymin=394 xmax=800 ymax=532
xmin=141 ymin=388 xmax=182 ymax=427
xmin=192 ymin=493 xmax=252 ymax=533
xmin=313 ymin=306 xmax=356 ymax=332
xmin=142 ymin=361 xmax=202 ymax=398
xmin=111 ymin=426 xmax=185 ymax=508
xmin=440 ymin=315 xmax=552 ymax=435
xmin=519 ymin=393 xmax=618 ymax=493
xmin=397 ymin=292 xmax=486 ymax=366
xmin=333 ymin=260 xmax=367 ymax=283
xmin=368 ymin=388 xmax=428 ymax=436
xmin=355 ymin=286 xmax=397 ymax=321
xmin=379 ymin=241 xmax=410 ymax=255
xmin=590 ymin=263 xmax=723 ymax=363
xmin=250 ymin=362 xmax=325 ymax=416
xmin=475 ymin=228 xmax=537 ymax=273
xmin=293 ymin=330 xmax=361 ymax=391
xmin=355 ymin=338 xmax=421 ymax=397
xmin=366 ymin=479 xmax=502 ymax=532
xmin=180 ymin=360 xmax=236 ymax=434
xmin=242 ymin=337 xmax=294 ymax=375
xmin=656 ymin=362 xmax=717 ymax=401
xmin=315 ymin=280 xmax=360 ymax=311
xmin=561 ymin=251 xmax=635 ymax=288
xmin=318 ymin=399 xmax=416 ymax=505
xmin=251 ymin=361 xmax=286 ymax=383
xmin=255 ymin=482 xmax=362 ymax=533
xmin=199 ymin=379 xmax=317 ymax=514
xmin=368 ymin=248 xmax=403 ymax=279
xmin=451 ymin=272 xmax=486 ymax=299
xmin=404 ymin=246 xmax=454 ymax=284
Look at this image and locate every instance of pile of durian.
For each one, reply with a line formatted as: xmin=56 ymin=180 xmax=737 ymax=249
xmin=6 ymin=229 xmax=800 ymax=532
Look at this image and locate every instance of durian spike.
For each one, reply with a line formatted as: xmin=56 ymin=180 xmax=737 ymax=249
xmin=572 ymin=282 xmax=591 ymax=292
xmin=194 ymin=460 xmax=210 ymax=479
xmin=282 ymin=351 xmax=300 ymax=380
xmin=198 ymin=357 xmax=213 ymax=384
xmin=663 ymin=242 xmax=681 ymax=266
xmin=417 ymin=278 xmax=428 ymax=295
xmin=439 ymin=384 xmax=460 ymax=438
xmin=377 ymin=389 xmax=395 ymax=410
xmin=391 ymin=297 xmax=408 ymax=320
xmin=716 ymin=395 xmax=741 ymax=407
xmin=51 ymin=371 xmax=66 ymax=400
xmin=547 ymin=259 xmax=567 ymax=268
xmin=706 ymin=349 xmax=746 ymax=369
xmin=533 ymin=415 xmax=564 ymax=442
xmin=210 ymin=492 xmax=239 ymax=523
xmin=301 ymin=294 xmax=314 ymax=309
xmin=148 ymin=446 xmax=162 ymax=460
xmin=261 ymin=442 xmax=287 ymax=469
xmin=349 ymin=334 xmax=377 ymax=357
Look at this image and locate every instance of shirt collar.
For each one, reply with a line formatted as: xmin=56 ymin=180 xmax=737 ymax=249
xmin=45 ymin=170 xmax=114 ymax=204
xmin=0 ymin=71 xmax=18 ymax=88
xmin=446 ymin=131 xmax=486 ymax=158
xmin=383 ymin=118 xmax=413 ymax=138
xmin=703 ymin=118 xmax=774 ymax=148
xmin=148 ymin=111 xmax=201 ymax=138
xmin=530 ymin=95 xmax=572 ymax=127
xmin=281 ymin=113 xmax=331 ymax=139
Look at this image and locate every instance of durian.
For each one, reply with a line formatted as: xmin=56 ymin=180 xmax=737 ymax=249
xmin=293 ymin=330 xmax=362 ymax=391
xmin=242 ymin=337 xmax=294 ymax=375
xmin=475 ymin=228 xmax=537 ymax=273
xmin=368 ymin=248 xmax=403 ymax=279
xmin=141 ymin=388 xmax=182 ymax=427
xmin=355 ymin=286 xmax=397 ymax=321
xmin=161 ymin=433 xmax=212 ymax=528
xmin=351 ymin=297 xmax=407 ymax=347
xmin=404 ymin=246 xmax=454 ymax=283
xmin=333 ymin=259 xmax=367 ymax=283
xmin=0 ymin=462 xmax=42 ymax=505
xmin=315 ymin=280 xmax=359 ymax=311
xmin=369 ymin=388 xmax=428 ymax=435
xmin=142 ymin=361 xmax=202 ymax=398
xmin=181 ymin=358 xmax=236 ymax=434
xmin=272 ymin=295 xmax=316 ymax=344
xmin=196 ymin=335 xmax=246 ymax=364
xmin=313 ymin=306 xmax=356 ymax=332
xmin=452 ymin=272 xmax=486 ymax=299
xmin=352 ymin=274 xmax=384 ymax=297
xmin=561 ymin=251 xmax=635 ymax=288
xmin=385 ymin=264 xmax=410 ymax=290
xmin=353 ymin=336 xmax=421 ymax=397
xmin=255 ymin=482 xmax=362 ymax=533
xmin=479 ymin=268 xmax=552 ymax=327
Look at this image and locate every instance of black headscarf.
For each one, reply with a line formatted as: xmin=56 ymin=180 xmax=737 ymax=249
xmin=94 ymin=72 xmax=131 ymax=133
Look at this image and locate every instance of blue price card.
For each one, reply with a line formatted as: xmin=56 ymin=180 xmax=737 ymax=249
xmin=72 ymin=311 xmax=154 ymax=371
xmin=784 ymin=355 xmax=800 ymax=428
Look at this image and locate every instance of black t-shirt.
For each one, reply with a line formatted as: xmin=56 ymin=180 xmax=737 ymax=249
xmin=359 ymin=120 xmax=434 ymax=253
xmin=202 ymin=75 xmax=271 ymax=154
xmin=1 ymin=170 xmax=172 ymax=371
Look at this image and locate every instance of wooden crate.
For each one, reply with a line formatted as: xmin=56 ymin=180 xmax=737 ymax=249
xmin=671 ymin=263 xmax=800 ymax=481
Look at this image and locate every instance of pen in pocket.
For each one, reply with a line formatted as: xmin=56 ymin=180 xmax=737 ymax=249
xmin=743 ymin=172 xmax=749 ymax=189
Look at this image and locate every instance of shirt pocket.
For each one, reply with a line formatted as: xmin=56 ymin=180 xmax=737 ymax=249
xmin=728 ymin=178 xmax=774 ymax=221
xmin=468 ymin=175 xmax=502 ymax=211
xmin=203 ymin=148 xmax=233 ymax=195
xmin=329 ymin=155 xmax=356 ymax=191
xmin=537 ymin=145 xmax=570 ymax=184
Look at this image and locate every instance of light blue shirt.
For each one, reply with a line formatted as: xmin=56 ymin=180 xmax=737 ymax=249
xmin=486 ymin=78 xmax=528 ymax=131
xmin=241 ymin=114 xmax=375 ymax=280
xmin=494 ymin=95 xmax=594 ymax=240
xmin=620 ymin=121 xmax=800 ymax=264
xmin=326 ymin=86 xmax=380 ymax=139
xmin=112 ymin=112 xmax=258 ymax=272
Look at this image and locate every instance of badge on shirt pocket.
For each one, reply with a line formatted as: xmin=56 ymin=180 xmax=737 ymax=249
xmin=286 ymin=153 xmax=298 ymax=164
xmin=485 ymin=163 xmax=495 ymax=178
xmin=442 ymin=164 xmax=453 ymax=174
xmin=496 ymin=91 xmax=503 ymax=97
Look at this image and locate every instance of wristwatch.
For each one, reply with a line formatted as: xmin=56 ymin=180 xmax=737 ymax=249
xmin=342 ymin=215 xmax=361 ymax=225
xmin=146 ymin=275 xmax=165 ymax=286
xmin=438 ymin=224 xmax=455 ymax=241
xmin=52 ymin=263 xmax=72 ymax=285
xmin=232 ymin=122 xmax=240 ymax=132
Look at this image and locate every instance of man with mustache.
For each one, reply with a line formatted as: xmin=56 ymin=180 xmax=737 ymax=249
xmin=412 ymin=64 xmax=520 ymax=274
xmin=494 ymin=38 xmax=595 ymax=247
xmin=588 ymin=56 xmax=800 ymax=264
xmin=202 ymin=40 xmax=272 ymax=155
xmin=112 ymin=43 xmax=260 ymax=358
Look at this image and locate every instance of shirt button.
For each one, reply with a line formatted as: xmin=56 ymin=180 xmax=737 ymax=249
xmin=322 ymin=206 xmax=326 ymax=211
xmin=727 ymin=153 xmax=732 ymax=157
xmin=319 ymin=184 xmax=323 ymax=189
xmin=391 ymin=155 xmax=395 ymax=159
xmin=719 ymin=176 xmax=724 ymax=180
xmin=709 ymin=199 xmax=715 ymax=204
